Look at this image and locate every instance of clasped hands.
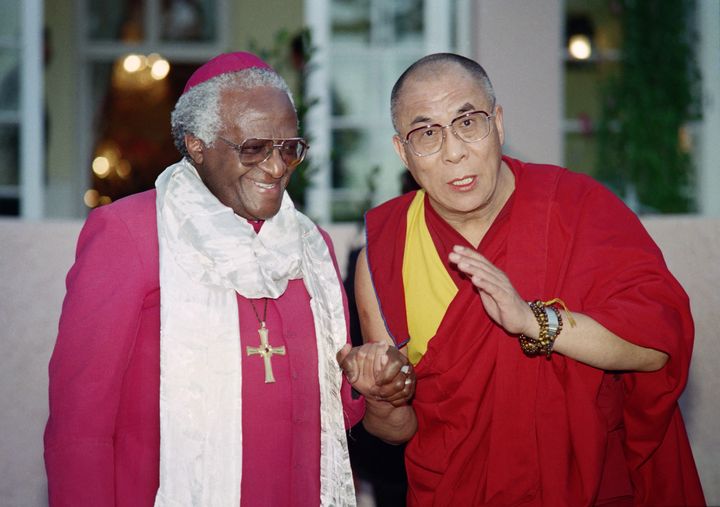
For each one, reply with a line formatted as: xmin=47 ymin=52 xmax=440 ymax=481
xmin=337 ymin=342 xmax=415 ymax=407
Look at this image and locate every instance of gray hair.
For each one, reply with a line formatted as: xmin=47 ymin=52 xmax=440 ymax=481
xmin=170 ymin=67 xmax=294 ymax=159
xmin=390 ymin=53 xmax=496 ymax=132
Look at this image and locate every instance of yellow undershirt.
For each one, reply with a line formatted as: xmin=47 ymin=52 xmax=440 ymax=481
xmin=403 ymin=191 xmax=458 ymax=365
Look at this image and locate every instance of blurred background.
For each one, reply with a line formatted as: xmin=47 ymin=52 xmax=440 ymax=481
xmin=1 ymin=0 xmax=718 ymax=223
xmin=1 ymin=1 xmax=719 ymax=506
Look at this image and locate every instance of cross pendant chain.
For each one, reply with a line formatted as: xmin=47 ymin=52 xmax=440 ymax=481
xmin=246 ymin=321 xmax=286 ymax=383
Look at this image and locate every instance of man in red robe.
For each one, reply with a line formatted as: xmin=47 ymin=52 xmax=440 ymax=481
xmin=350 ymin=53 xmax=705 ymax=506
xmin=44 ymin=52 xmax=411 ymax=506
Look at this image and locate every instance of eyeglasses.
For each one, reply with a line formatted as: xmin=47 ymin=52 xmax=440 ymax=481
xmin=401 ymin=110 xmax=495 ymax=157
xmin=218 ymin=136 xmax=309 ymax=168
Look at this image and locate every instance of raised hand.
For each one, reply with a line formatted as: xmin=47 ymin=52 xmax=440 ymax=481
xmin=448 ymin=245 xmax=534 ymax=336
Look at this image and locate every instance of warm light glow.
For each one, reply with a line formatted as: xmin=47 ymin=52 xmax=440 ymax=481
xmin=116 ymin=159 xmax=132 ymax=179
xmin=92 ymin=156 xmax=111 ymax=178
xmin=123 ymin=54 xmax=143 ymax=73
xmin=84 ymin=189 xmax=100 ymax=208
xmin=99 ymin=196 xmax=113 ymax=206
xmin=114 ymin=53 xmax=169 ymax=91
xmin=98 ymin=142 xmax=121 ymax=165
xmin=151 ymin=59 xmax=170 ymax=80
xmin=569 ymin=34 xmax=592 ymax=60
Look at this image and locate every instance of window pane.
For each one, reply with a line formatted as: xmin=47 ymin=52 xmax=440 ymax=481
xmin=321 ymin=0 xmax=464 ymax=221
xmin=86 ymin=58 xmax=198 ymax=207
xmin=331 ymin=0 xmax=370 ymax=43
xmin=392 ymin=0 xmax=423 ymax=43
xmin=565 ymin=64 xmax=602 ymax=120
xmin=332 ymin=128 xmax=367 ymax=189
xmin=331 ymin=127 xmax=376 ymax=222
xmin=87 ymin=0 xmax=145 ymax=42
xmin=331 ymin=126 xmax=402 ymax=221
xmin=0 ymin=1 xmax=20 ymax=39
xmin=0 ymin=124 xmax=19 ymax=185
xmin=330 ymin=54 xmax=382 ymax=118
xmin=564 ymin=132 xmax=596 ymax=177
xmin=0 ymin=49 xmax=20 ymax=111
xmin=161 ymin=0 xmax=218 ymax=42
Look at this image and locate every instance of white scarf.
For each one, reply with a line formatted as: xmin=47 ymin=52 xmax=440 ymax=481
xmin=153 ymin=159 xmax=355 ymax=506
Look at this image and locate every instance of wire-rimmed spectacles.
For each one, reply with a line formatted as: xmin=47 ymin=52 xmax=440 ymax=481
xmin=401 ymin=110 xmax=495 ymax=157
xmin=218 ymin=136 xmax=309 ymax=168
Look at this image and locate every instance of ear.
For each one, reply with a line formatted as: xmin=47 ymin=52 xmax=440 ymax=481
xmin=493 ymin=105 xmax=505 ymax=146
xmin=392 ymin=134 xmax=410 ymax=169
xmin=185 ymin=134 xmax=205 ymax=165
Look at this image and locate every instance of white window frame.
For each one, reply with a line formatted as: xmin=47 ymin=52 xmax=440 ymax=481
xmin=1 ymin=0 xmax=45 ymax=218
xmin=304 ymin=0 xmax=471 ymax=224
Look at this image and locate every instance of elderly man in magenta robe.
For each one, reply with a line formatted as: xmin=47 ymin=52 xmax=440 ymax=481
xmin=44 ymin=52 xmax=413 ymax=507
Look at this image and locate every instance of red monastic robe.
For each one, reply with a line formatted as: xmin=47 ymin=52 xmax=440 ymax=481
xmin=365 ymin=157 xmax=705 ymax=507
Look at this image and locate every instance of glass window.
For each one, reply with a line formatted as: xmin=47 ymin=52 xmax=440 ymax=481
xmin=80 ymin=0 xmax=227 ymax=211
xmin=0 ymin=49 xmax=20 ymax=111
xmin=563 ymin=0 xmax=621 ymax=177
xmin=392 ymin=0 xmax=424 ymax=43
xmin=86 ymin=0 xmax=219 ymax=43
xmin=87 ymin=0 xmax=146 ymax=41
xmin=331 ymin=0 xmax=370 ymax=43
xmin=161 ymin=0 xmax=217 ymax=42
xmin=0 ymin=3 xmax=20 ymax=38
xmin=0 ymin=124 xmax=19 ymax=185
xmin=86 ymin=58 xmax=197 ymax=206
xmin=0 ymin=5 xmax=21 ymax=215
xmin=319 ymin=0 xmax=467 ymax=222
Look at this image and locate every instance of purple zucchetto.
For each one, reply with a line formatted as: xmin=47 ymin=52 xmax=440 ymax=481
xmin=182 ymin=52 xmax=273 ymax=94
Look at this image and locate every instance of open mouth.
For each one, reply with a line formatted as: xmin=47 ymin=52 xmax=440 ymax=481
xmin=451 ymin=176 xmax=475 ymax=187
xmin=254 ymin=181 xmax=277 ymax=190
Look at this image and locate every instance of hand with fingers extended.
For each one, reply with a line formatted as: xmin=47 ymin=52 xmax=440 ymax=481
xmin=448 ymin=245 xmax=535 ymax=336
xmin=337 ymin=342 xmax=415 ymax=407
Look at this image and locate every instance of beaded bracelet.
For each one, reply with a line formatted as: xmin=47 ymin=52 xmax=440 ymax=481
xmin=518 ymin=299 xmax=575 ymax=358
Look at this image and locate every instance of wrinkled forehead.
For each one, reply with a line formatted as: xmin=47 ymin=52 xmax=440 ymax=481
xmin=223 ymin=86 xmax=296 ymax=119
xmin=220 ymin=86 xmax=298 ymax=136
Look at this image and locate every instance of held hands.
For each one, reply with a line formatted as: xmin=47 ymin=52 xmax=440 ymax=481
xmin=336 ymin=342 xmax=415 ymax=407
xmin=449 ymin=245 xmax=535 ymax=337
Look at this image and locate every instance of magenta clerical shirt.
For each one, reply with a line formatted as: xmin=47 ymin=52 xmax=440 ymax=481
xmin=44 ymin=189 xmax=364 ymax=506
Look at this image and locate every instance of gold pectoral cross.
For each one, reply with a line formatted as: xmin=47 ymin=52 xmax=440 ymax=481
xmin=246 ymin=322 xmax=286 ymax=383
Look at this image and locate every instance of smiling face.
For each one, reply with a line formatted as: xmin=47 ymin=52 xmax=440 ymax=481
xmin=185 ymin=85 xmax=298 ymax=220
xmin=392 ymin=63 xmax=513 ymax=230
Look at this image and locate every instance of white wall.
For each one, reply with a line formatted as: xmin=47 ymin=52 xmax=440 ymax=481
xmin=474 ymin=0 xmax=564 ymax=166
xmin=0 ymin=219 xmax=79 ymax=506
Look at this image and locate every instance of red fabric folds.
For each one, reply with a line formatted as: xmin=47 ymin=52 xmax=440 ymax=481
xmin=364 ymin=157 xmax=704 ymax=507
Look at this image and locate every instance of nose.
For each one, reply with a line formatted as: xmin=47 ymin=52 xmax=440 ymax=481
xmin=441 ymin=126 xmax=468 ymax=164
xmin=258 ymin=147 xmax=288 ymax=179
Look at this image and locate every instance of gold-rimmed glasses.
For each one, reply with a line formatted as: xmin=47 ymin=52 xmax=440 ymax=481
xmin=218 ymin=136 xmax=309 ymax=167
xmin=401 ymin=110 xmax=495 ymax=157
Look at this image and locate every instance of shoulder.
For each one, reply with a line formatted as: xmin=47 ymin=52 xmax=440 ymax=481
xmin=508 ymin=156 xmax=627 ymax=212
xmin=86 ymin=190 xmax=158 ymax=242
xmin=80 ymin=190 xmax=159 ymax=275
xmin=366 ymin=192 xmax=416 ymax=223
xmin=94 ymin=189 xmax=157 ymax=224
xmin=365 ymin=191 xmax=416 ymax=247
